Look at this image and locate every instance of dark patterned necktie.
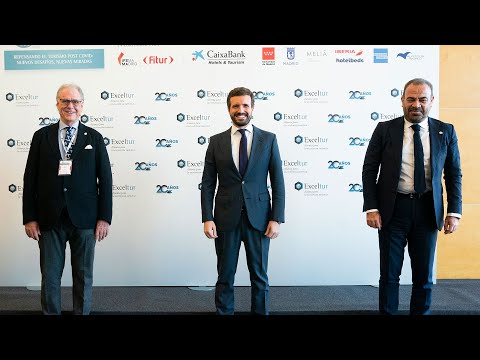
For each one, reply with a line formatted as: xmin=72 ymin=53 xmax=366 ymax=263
xmin=238 ymin=128 xmax=248 ymax=177
xmin=411 ymin=124 xmax=426 ymax=194
xmin=64 ymin=126 xmax=74 ymax=160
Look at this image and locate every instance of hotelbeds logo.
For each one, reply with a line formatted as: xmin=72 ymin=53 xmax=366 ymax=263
xmin=335 ymin=49 xmax=364 ymax=63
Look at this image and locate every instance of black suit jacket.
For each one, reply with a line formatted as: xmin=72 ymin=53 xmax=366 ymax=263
xmin=23 ymin=122 xmax=112 ymax=230
xmin=362 ymin=116 xmax=462 ymax=230
xmin=201 ymin=125 xmax=285 ymax=232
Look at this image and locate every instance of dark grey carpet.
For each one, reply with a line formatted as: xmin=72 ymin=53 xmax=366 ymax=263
xmin=1 ymin=279 xmax=479 ymax=315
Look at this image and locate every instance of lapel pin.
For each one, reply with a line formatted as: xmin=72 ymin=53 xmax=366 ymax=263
xmin=84 ymin=132 xmax=87 ymax=135
xmin=439 ymin=131 xmax=443 ymax=135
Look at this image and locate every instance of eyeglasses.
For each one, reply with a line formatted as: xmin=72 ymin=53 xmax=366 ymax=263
xmin=58 ymin=98 xmax=83 ymax=106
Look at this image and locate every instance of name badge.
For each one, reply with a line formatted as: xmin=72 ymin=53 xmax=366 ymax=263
xmin=58 ymin=160 xmax=72 ymax=176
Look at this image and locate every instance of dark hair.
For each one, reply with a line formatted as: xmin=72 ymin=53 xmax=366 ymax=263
xmin=227 ymin=87 xmax=254 ymax=109
xmin=403 ymin=78 xmax=433 ymax=96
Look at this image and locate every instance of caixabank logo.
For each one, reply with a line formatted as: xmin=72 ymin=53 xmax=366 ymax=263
xmin=192 ymin=48 xmax=246 ymax=65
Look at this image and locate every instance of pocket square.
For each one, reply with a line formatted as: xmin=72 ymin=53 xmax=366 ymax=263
xmin=85 ymin=144 xmax=93 ymax=149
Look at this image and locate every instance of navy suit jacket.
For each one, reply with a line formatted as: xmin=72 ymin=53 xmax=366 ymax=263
xmin=23 ymin=122 xmax=113 ymax=230
xmin=201 ymin=125 xmax=285 ymax=232
xmin=362 ymin=116 xmax=462 ymax=230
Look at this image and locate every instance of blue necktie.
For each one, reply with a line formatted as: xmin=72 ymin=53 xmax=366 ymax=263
xmin=64 ymin=126 xmax=74 ymax=160
xmin=411 ymin=124 xmax=426 ymax=194
xmin=238 ymin=129 xmax=248 ymax=177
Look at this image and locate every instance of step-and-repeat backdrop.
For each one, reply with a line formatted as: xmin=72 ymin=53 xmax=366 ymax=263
xmin=0 ymin=45 xmax=439 ymax=286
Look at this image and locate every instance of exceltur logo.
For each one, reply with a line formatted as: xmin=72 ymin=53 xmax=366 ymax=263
xmin=177 ymin=159 xmax=204 ymax=168
xmin=390 ymin=88 xmax=403 ymax=97
xmin=197 ymin=136 xmax=208 ymax=145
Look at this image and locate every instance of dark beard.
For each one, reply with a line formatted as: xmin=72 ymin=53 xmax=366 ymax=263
xmin=231 ymin=114 xmax=251 ymax=127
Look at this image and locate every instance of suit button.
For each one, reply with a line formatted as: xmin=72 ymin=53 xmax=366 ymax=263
xmin=64 ymin=188 xmax=67 ymax=192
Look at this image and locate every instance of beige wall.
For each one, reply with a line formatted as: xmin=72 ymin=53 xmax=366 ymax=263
xmin=437 ymin=45 xmax=480 ymax=278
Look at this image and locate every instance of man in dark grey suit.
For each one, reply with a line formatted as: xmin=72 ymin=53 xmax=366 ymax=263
xmin=201 ymin=87 xmax=285 ymax=315
xmin=23 ymin=83 xmax=112 ymax=315
xmin=362 ymin=78 xmax=462 ymax=315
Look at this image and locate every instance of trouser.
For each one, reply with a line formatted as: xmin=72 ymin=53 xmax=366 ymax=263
xmin=38 ymin=208 xmax=96 ymax=315
xmin=214 ymin=210 xmax=270 ymax=315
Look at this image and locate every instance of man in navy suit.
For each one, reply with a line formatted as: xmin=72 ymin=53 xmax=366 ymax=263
xmin=362 ymin=78 xmax=462 ymax=315
xmin=201 ymin=87 xmax=285 ymax=315
xmin=23 ymin=83 xmax=112 ymax=315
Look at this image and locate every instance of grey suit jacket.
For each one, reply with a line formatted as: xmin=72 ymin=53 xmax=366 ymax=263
xmin=201 ymin=125 xmax=285 ymax=232
xmin=362 ymin=116 xmax=462 ymax=230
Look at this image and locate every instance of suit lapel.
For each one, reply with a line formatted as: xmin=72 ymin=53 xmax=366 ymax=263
xmin=389 ymin=117 xmax=404 ymax=173
xmin=218 ymin=128 xmax=238 ymax=175
xmin=245 ymin=125 xmax=265 ymax=177
xmin=47 ymin=123 xmax=61 ymax=159
xmin=70 ymin=123 xmax=87 ymax=160
xmin=428 ymin=117 xmax=442 ymax=178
